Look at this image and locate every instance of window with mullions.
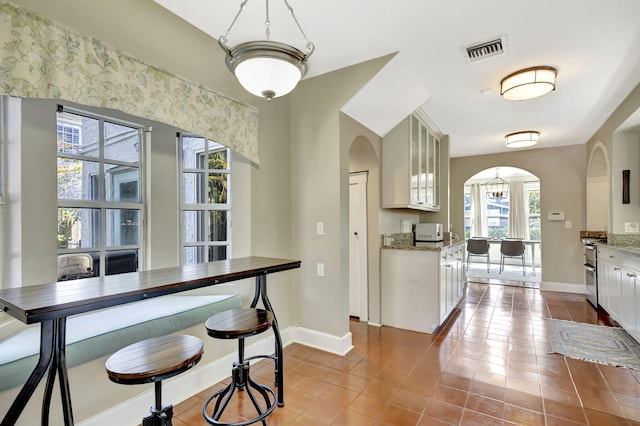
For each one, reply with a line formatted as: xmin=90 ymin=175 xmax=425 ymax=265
xmin=525 ymin=182 xmax=541 ymax=240
xmin=56 ymin=109 xmax=143 ymax=279
xmin=180 ymin=134 xmax=231 ymax=264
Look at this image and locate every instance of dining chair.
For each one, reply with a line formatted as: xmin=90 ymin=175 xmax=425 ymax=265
xmin=500 ymin=239 xmax=526 ymax=276
xmin=466 ymin=238 xmax=490 ymax=272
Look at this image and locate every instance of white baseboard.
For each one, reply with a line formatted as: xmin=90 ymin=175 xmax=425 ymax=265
xmin=541 ymin=281 xmax=587 ymax=294
xmin=291 ymin=326 xmax=353 ymax=356
xmin=78 ymin=325 xmax=348 ymax=425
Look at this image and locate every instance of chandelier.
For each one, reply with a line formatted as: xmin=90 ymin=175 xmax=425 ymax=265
xmin=500 ymin=66 xmax=557 ymax=101
xmin=485 ymin=169 xmax=510 ymax=201
xmin=219 ymin=0 xmax=315 ymax=102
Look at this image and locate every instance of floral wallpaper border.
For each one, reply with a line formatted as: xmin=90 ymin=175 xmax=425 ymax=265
xmin=0 ymin=1 xmax=259 ymax=163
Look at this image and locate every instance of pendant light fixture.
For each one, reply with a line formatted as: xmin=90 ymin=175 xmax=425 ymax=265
xmin=219 ymin=0 xmax=315 ymax=102
xmin=500 ymin=66 xmax=557 ymax=101
xmin=485 ymin=169 xmax=510 ymax=201
xmin=505 ymin=131 xmax=539 ymax=148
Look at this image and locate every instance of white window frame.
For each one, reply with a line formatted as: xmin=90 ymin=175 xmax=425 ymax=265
xmin=56 ymin=106 xmax=145 ymax=277
xmin=178 ymin=134 xmax=231 ymax=264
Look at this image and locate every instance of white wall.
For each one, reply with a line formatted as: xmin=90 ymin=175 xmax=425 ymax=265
xmin=611 ymin=131 xmax=640 ymax=233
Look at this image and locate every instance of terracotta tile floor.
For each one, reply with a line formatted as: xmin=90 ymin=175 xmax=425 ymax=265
xmin=170 ymin=283 xmax=640 ymax=425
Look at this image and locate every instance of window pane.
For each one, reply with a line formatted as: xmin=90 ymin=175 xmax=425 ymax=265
xmin=528 ymin=190 xmax=540 ymax=215
xmin=57 ymin=158 xmax=99 ymax=200
xmin=104 ymin=121 xmax=140 ymax=163
xmin=57 ymin=253 xmax=97 ymax=281
xmin=182 ymin=137 xmax=206 ymax=169
xmin=209 ymin=174 xmax=228 ymax=204
xmin=105 ymin=165 xmax=140 ymax=202
xmin=183 ymin=172 xmax=206 ymax=204
xmin=529 ymin=217 xmax=541 ymax=240
xmin=183 ymin=210 xmax=206 ymax=243
xmin=105 ymin=249 xmax=139 ymax=275
xmin=210 ymin=210 xmax=227 ymax=241
xmin=57 ymin=208 xmax=100 ymax=248
xmin=106 ymin=209 xmax=139 ymax=246
xmin=209 ymin=246 xmax=227 ymax=261
xmin=57 ymin=112 xmax=99 ymax=157
xmin=208 ymin=146 xmax=228 ymax=169
xmin=183 ymin=246 xmax=206 ymax=265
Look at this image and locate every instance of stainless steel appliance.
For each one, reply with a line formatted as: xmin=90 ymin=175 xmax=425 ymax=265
xmin=414 ymin=223 xmax=444 ymax=242
xmin=582 ymin=237 xmax=605 ymax=308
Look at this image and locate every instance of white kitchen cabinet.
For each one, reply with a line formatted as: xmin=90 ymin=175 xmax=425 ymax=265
xmin=620 ymin=269 xmax=638 ymax=332
xmin=381 ymin=242 xmax=464 ymax=334
xmin=439 ymin=244 xmax=464 ymax=324
xmin=382 ymin=111 xmax=441 ymax=211
xmin=598 ymin=247 xmax=622 ymax=322
xmin=597 ymin=245 xmax=640 ymax=342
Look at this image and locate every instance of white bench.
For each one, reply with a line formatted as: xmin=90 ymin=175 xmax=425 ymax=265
xmin=0 ymin=294 xmax=241 ymax=392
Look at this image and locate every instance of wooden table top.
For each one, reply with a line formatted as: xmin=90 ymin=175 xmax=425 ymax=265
xmin=0 ymin=256 xmax=301 ymax=324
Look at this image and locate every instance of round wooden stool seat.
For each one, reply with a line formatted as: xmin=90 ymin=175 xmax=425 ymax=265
xmin=205 ymin=308 xmax=273 ymax=340
xmin=106 ymin=334 xmax=203 ymax=385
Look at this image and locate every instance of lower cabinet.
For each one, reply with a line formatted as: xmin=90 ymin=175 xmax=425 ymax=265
xmin=381 ymin=243 xmax=465 ymax=334
xmin=597 ymin=245 xmax=640 ymax=342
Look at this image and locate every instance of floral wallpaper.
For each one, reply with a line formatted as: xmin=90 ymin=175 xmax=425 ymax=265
xmin=0 ymin=2 xmax=260 ymax=163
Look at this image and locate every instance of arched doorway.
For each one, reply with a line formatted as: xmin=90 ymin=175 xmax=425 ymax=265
xmin=348 ymin=136 xmax=379 ymax=322
xmin=587 ymin=143 xmax=610 ymax=231
xmin=463 ymin=166 xmax=541 ymax=286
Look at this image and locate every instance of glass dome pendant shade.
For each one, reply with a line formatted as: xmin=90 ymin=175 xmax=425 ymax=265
xmin=221 ymin=40 xmax=309 ymax=101
xmin=219 ymin=0 xmax=314 ymax=102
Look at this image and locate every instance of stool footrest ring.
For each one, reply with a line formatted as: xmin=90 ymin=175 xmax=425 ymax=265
xmin=202 ymin=361 xmax=276 ymax=426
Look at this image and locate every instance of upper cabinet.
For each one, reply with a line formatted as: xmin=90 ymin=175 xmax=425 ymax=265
xmin=382 ymin=111 xmax=441 ymax=211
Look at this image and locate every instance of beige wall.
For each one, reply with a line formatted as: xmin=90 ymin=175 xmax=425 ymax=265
xmin=587 ymin=83 xmax=640 ymax=234
xmin=288 ymin=57 xmax=390 ymax=338
xmin=451 ymin=144 xmax=587 ymax=288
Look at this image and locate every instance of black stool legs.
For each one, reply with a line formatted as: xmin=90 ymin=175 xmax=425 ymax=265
xmin=142 ymin=381 xmax=174 ymax=426
xmin=203 ymin=338 xmax=276 ymax=426
xmin=203 ymin=308 xmax=277 ymax=426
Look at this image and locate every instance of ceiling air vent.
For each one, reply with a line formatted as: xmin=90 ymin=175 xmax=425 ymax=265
xmin=464 ymin=36 xmax=506 ymax=62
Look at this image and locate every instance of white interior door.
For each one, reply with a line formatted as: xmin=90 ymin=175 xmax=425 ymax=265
xmin=349 ymin=173 xmax=368 ymax=320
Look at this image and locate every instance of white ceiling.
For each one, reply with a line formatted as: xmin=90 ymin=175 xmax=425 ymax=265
xmin=153 ymin=0 xmax=640 ymax=158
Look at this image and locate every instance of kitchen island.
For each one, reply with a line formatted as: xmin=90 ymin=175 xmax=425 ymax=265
xmin=381 ymin=234 xmax=465 ymax=334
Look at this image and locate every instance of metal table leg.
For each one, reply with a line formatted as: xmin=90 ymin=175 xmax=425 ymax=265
xmin=252 ymin=274 xmax=284 ymax=407
xmin=1 ymin=318 xmax=74 ymax=426
xmin=2 ymin=321 xmax=55 ymax=426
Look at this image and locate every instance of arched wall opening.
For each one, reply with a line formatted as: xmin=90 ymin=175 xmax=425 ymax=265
xmin=463 ymin=166 xmax=542 ymax=282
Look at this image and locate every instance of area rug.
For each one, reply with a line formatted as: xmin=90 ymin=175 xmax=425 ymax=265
xmin=545 ymin=319 xmax=640 ymax=370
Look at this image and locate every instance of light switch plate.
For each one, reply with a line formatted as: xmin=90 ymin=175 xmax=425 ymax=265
xmin=625 ymin=222 xmax=639 ymax=233
xmin=316 ymin=222 xmax=324 ymax=235
xmin=316 ymin=263 xmax=325 ymax=276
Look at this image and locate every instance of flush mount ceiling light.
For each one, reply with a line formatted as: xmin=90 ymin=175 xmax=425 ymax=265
xmin=485 ymin=169 xmax=509 ymax=201
xmin=505 ymin=131 xmax=540 ymax=148
xmin=500 ymin=66 xmax=557 ymax=101
xmin=219 ymin=0 xmax=315 ymax=102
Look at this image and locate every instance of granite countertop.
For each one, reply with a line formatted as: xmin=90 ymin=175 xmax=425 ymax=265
xmin=381 ymin=232 xmax=465 ymax=252
xmin=595 ymin=241 xmax=640 ymax=257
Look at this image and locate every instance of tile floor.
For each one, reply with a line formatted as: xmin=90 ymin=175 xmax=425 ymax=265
xmin=170 ymin=282 xmax=640 ymax=425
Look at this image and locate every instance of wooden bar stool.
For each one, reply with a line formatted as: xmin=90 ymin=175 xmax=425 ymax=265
xmin=202 ymin=308 xmax=277 ymax=426
xmin=105 ymin=334 xmax=203 ymax=426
